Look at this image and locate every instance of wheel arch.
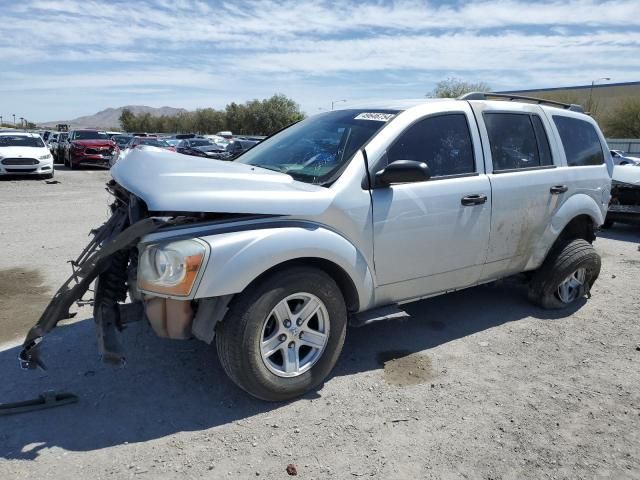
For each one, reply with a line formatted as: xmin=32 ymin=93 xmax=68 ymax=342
xmin=525 ymin=193 xmax=604 ymax=271
xmin=239 ymin=258 xmax=361 ymax=313
xmin=194 ymin=225 xmax=375 ymax=312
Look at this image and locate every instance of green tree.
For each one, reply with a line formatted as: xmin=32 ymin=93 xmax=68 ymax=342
xmin=225 ymin=102 xmax=246 ymax=134
xmin=119 ymin=108 xmax=136 ymax=131
xmin=255 ymin=94 xmax=305 ymax=134
xmin=429 ymin=77 xmax=491 ymax=98
xmin=604 ymin=100 xmax=640 ymax=138
xmin=116 ymin=94 xmax=305 ymax=135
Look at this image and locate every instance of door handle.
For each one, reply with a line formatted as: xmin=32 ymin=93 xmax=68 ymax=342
xmin=461 ymin=194 xmax=488 ymax=206
xmin=550 ymin=185 xmax=568 ymax=194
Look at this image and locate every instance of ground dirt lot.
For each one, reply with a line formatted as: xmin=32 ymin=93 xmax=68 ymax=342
xmin=1 ymin=168 xmax=639 ymax=479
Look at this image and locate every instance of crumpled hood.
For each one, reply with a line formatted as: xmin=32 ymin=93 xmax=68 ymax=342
xmin=613 ymin=164 xmax=640 ymax=185
xmin=110 ymin=148 xmax=333 ymax=215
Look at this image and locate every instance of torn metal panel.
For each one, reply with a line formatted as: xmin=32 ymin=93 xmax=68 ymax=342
xmin=19 ymin=208 xmax=166 ymax=370
xmin=191 ymin=295 xmax=234 ymax=344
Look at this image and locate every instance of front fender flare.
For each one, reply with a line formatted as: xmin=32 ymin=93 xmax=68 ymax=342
xmin=194 ymin=225 xmax=375 ymax=311
xmin=525 ymin=193 xmax=605 ymax=270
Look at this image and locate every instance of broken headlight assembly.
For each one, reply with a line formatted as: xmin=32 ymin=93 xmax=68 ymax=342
xmin=138 ymin=239 xmax=208 ymax=296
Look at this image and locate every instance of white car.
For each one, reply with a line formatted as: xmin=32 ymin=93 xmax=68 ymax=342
xmin=0 ymin=132 xmax=54 ymax=178
xmin=610 ymin=149 xmax=640 ymax=166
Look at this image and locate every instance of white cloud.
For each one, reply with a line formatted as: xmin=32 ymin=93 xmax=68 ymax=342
xmin=1 ymin=0 xmax=639 ymax=120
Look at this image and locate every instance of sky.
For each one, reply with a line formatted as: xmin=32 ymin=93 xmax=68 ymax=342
xmin=0 ymin=0 xmax=639 ymax=122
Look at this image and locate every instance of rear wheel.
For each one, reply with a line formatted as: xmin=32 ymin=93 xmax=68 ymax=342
xmin=528 ymin=239 xmax=601 ymax=309
xmin=216 ymin=266 xmax=347 ymax=401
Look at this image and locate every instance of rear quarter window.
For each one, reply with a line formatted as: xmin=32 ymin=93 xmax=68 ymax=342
xmin=553 ymin=116 xmax=604 ymax=166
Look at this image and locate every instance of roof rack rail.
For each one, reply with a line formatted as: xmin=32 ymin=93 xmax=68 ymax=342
xmin=458 ymin=92 xmax=585 ymax=113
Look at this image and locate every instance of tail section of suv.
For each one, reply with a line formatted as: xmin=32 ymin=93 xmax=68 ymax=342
xmin=64 ymin=129 xmax=118 ymax=169
xmin=21 ymin=94 xmax=611 ymax=401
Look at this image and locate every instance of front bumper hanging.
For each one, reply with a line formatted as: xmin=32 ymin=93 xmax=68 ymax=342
xmin=18 ymin=208 xmax=165 ymax=370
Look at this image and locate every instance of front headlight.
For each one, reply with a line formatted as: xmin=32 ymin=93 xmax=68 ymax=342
xmin=39 ymin=153 xmax=52 ymax=160
xmin=138 ymin=239 xmax=208 ymax=296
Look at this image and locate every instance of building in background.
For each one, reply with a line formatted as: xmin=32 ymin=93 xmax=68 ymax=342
xmin=498 ymin=81 xmax=640 ymax=117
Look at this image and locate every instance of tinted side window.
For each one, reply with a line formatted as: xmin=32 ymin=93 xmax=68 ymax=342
xmin=387 ymin=114 xmax=475 ymax=177
xmin=553 ymin=116 xmax=604 ymax=166
xmin=484 ymin=113 xmax=543 ymax=171
xmin=531 ymin=115 xmax=553 ymax=166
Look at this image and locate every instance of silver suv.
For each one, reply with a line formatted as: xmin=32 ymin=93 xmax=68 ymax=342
xmin=21 ymin=93 xmax=612 ymax=401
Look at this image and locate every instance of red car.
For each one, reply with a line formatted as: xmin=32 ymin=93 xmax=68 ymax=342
xmin=64 ymin=130 xmax=119 ymax=169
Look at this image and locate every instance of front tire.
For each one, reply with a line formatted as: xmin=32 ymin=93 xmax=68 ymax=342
xmin=216 ymin=266 xmax=347 ymax=401
xmin=528 ymin=239 xmax=601 ymax=309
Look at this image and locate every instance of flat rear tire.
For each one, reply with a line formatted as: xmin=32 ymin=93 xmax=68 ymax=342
xmin=528 ymin=239 xmax=601 ymax=309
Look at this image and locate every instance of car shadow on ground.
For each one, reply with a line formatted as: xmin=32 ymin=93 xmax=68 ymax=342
xmin=0 ymin=175 xmax=52 ymax=182
xmin=0 ymin=279 xmax=581 ymax=460
xmin=598 ymin=223 xmax=640 ymax=242
xmin=0 ymin=164 xmax=107 ymax=181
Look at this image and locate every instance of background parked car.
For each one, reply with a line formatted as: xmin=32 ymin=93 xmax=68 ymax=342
xmin=216 ymin=130 xmax=233 ymax=139
xmin=54 ymin=132 xmax=68 ymax=164
xmin=113 ymin=134 xmax=133 ymax=150
xmin=176 ymin=138 xmax=227 ymax=159
xmin=603 ymin=163 xmax=640 ymax=227
xmin=610 ymin=149 xmax=640 ymax=166
xmin=127 ymin=136 xmax=176 ymax=152
xmin=64 ymin=129 xmax=118 ymax=169
xmin=226 ymin=138 xmax=259 ymax=157
xmin=0 ymin=131 xmax=54 ymax=179
xmin=47 ymin=132 xmax=59 ymax=156
xmin=41 ymin=130 xmax=52 ymax=143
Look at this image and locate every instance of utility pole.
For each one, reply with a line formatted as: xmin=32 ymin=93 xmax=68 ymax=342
xmin=588 ymin=77 xmax=610 ymax=113
xmin=12 ymin=114 xmax=16 ymax=126
xmin=20 ymin=117 xmax=24 ymax=129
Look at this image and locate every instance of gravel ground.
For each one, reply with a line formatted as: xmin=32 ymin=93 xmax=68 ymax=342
xmin=0 ymin=168 xmax=639 ymax=479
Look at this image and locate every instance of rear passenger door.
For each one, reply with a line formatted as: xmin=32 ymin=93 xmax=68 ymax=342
xmin=471 ymin=102 xmax=570 ymax=280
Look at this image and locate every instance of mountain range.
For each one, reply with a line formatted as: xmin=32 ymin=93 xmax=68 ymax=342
xmin=43 ymin=105 xmax=188 ymax=130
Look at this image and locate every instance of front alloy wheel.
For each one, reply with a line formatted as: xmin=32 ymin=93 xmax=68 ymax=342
xmin=216 ymin=266 xmax=347 ymax=401
xmin=260 ymin=293 xmax=330 ymax=378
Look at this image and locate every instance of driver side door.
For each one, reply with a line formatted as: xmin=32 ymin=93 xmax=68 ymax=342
xmin=370 ymin=110 xmax=492 ymax=303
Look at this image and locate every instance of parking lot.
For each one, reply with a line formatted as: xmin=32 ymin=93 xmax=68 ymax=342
xmin=0 ymin=168 xmax=639 ymax=479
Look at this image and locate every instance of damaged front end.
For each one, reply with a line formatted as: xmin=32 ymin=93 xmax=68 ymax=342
xmin=606 ymin=178 xmax=640 ymax=225
xmin=19 ymin=181 xmax=171 ymax=370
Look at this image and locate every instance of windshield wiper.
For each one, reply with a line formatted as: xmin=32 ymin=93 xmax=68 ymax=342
xmin=250 ymin=164 xmax=289 ymax=174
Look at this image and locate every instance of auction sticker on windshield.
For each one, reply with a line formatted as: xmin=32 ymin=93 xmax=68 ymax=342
xmin=354 ymin=112 xmax=395 ymax=122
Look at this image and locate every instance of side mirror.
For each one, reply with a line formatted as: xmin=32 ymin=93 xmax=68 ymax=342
xmin=375 ymin=160 xmax=431 ymax=187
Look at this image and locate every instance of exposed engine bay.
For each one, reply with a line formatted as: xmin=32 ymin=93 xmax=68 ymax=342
xmin=19 ymin=181 xmax=208 ymax=370
xmin=607 ymin=167 xmax=640 ymax=224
